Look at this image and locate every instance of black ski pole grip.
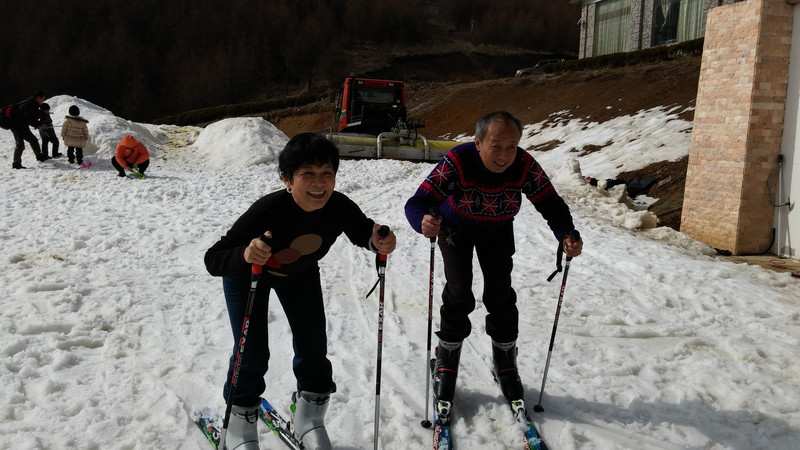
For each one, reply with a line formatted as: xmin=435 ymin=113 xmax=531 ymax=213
xmin=377 ymin=226 xmax=390 ymax=264
xmin=367 ymin=226 xmax=391 ymax=298
xmin=568 ymin=229 xmax=581 ymax=241
xmin=565 ymin=230 xmax=581 ymax=262
xmin=256 ymin=233 xmax=278 ymax=271
xmin=428 ymin=207 xmax=439 ymax=243
xmin=547 ymin=229 xmax=580 ymax=282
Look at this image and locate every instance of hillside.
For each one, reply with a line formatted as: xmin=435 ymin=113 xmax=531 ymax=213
xmin=268 ymin=54 xmax=702 ymax=230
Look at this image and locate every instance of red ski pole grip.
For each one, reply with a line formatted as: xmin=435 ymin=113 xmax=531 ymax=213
xmin=252 ymin=234 xmax=273 ymax=274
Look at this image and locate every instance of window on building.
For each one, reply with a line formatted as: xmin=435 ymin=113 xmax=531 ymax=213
xmin=677 ymin=0 xmax=705 ymax=41
xmin=654 ymin=0 xmax=705 ymax=46
xmin=653 ymin=0 xmax=680 ymax=45
xmin=594 ymin=0 xmax=631 ymax=56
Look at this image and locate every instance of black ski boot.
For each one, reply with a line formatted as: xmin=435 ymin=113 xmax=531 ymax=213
xmin=493 ymin=340 xmax=524 ymax=402
xmin=432 ymin=340 xmax=462 ymax=403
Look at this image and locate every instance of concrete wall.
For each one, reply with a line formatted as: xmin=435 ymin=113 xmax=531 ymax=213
xmin=681 ymin=0 xmax=794 ymax=255
xmin=580 ymin=4 xmax=596 ymax=59
xmin=777 ymin=6 xmax=800 ymax=258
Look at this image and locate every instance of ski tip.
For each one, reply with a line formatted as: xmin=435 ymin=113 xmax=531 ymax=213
xmin=190 ymin=405 xmax=220 ymax=423
xmin=194 ymin=414 xmax=222 ymax=448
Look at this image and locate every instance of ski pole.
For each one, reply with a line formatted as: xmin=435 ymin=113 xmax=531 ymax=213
xmin=370 ymin=225 xmax=390 ymax=450
xmin=421 ymin=207 xmax=439 ymax=429
xmin=221 ymin=235 xmax=271 ymax=449
xmin=534 ymin=230 xmax=580 ymax=413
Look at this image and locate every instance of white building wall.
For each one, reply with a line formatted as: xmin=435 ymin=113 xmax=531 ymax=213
xmin=777 ymin=5 xmax=800 ymax=259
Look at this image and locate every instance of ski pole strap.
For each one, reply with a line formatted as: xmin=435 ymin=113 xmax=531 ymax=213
xmin=547 ymin=229 xmax=581 ymax=282
xmin=366 ymin=225 xmax=390 ymax=298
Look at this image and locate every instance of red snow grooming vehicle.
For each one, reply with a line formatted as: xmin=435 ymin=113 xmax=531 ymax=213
xmin=326 ymin=76 xmax=458 ymax=162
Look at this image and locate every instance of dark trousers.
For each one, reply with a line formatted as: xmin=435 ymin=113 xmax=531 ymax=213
xmin=67 ymin=147 xmax=83 ymax=164
xmin=222 ymin=266 xmax=333 ymax=407
xmin=111 ymin=157 xmax=149 ymax=176
xmin=39 ymin=128 xmax=59 ymax=157
xmin=11 ymin=127 xmax=43 ymax=165
xmin=437 ymin=221 xmax=519 ymax=343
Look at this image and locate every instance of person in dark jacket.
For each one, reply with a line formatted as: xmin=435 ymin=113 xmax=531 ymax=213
xmin=204 ymin=133 xmax=396 ymax=450
xmin=7 ymin=91 xmax=47 ymax=169
xmin=404 ymin=110 xmax=583 ymax=421
xmin=37 ymin=102 xmax=61 ymax=159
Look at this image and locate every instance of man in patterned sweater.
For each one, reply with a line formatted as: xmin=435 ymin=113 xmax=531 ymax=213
xmin=405 ymin=110 xmax=583 ymax=415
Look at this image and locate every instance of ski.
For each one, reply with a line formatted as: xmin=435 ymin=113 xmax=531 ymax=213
xmin=192 ymin=398 xmax=301 ymax=450
xmin=491 ymin=370 xmax=548 ymax=450
xmin=259 ymin=397 xmax=303 ymax=450
xmin=429 ymin=357 xmax=454 ymax=449
xmin=509 ymin=399 xmax=548 ymax=450
xmin=193 ymin=409 xmax=222 ymax=449
xmin=432 ymin=400 xmax=454 ymax=450
xmin=79 ymin=161 xmax=92 ymax=169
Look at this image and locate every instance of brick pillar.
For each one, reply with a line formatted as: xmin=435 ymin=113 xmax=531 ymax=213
xmin=681 ymin=0 xmax=793 ymax=254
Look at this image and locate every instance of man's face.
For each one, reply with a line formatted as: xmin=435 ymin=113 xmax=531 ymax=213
xmin=475 ymin=120 xmax=521 ymax=173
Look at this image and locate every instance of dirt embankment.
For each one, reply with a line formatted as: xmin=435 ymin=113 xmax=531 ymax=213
xmin=269 ymin=55 xmax=702 ymax=230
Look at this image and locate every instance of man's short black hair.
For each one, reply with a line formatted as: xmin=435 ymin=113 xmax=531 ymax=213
xmin=475 ymin=110 xmax=523 ymax=141
xmin=278 ymin=133 xmax=340 ymax=182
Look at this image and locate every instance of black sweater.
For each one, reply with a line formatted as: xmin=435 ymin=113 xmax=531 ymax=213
xmin=205 ymin=189 xmax=375 ymax=278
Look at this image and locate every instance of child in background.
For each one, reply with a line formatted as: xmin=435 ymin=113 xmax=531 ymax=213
xmin=112 ymin=135 xmax=150 ymax=177
xmin=61 ymin=105 xmax=89 ymax=165
xmin=38 ymin=103 xmax=61 ymax=158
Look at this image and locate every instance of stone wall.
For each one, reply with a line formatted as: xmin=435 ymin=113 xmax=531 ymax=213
xmin=681 ymin=0 xmax=793 ymax=254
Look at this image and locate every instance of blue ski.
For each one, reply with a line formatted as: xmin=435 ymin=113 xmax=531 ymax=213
xmin=491 ymin=369 xmax=548 ymax=450
xmin=432 ymin=399 xmax=454 ymax=449
xmin=509 ymin=399 xmax=548 ymax=450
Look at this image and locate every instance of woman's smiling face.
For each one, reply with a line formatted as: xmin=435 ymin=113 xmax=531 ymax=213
xmin=283 ymin=162 xmax=336 ymax=212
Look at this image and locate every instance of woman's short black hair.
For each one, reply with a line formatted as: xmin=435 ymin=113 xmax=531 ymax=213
xmin=278 ymin=133 xmax=340 ymax=182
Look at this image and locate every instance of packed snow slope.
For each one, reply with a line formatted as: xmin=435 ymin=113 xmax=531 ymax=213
xmin=1 ymin=96 xmax=798 ymax=449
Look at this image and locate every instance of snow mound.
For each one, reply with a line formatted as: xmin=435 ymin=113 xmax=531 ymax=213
xmin=553 ymin=158 xmax=659 ymax=231
xmin=47 ymin=95 xmax=168 ymax=159
xmin=191 ymin=118 xmax=289 ymax=170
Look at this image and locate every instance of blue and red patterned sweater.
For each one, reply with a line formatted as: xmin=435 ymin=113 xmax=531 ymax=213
xmin=405 ymin=142 xmax=574 ymax=241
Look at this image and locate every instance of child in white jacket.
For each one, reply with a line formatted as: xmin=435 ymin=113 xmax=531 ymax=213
xmin=61 ymin=105 xmax=89 ymax=165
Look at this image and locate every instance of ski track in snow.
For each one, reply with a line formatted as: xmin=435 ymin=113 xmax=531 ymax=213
xmin=1 ymin=96 xmax=799 ymax=449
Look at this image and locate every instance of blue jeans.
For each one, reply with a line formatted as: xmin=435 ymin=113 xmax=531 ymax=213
xmin=222 ymin=266 xmax=333 ymax=406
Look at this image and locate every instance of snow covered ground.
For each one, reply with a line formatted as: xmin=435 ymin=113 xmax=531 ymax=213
xmin=1 ymin=95 xmax=798 ymax=449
